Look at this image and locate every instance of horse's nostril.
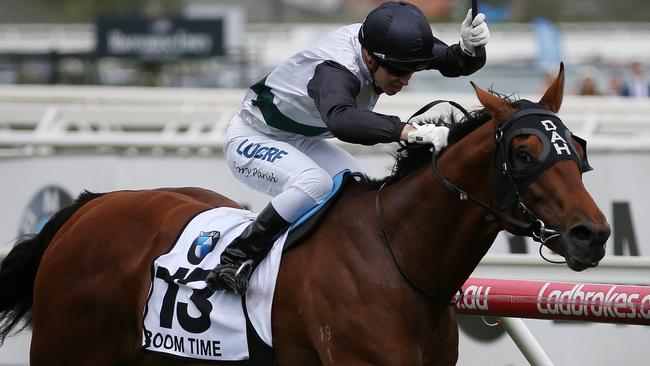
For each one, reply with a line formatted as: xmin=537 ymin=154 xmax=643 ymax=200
xmin=569 ymin=224 xmax=595 ymax=247
xmin=597 ymin=225 xmax=612 ymax=244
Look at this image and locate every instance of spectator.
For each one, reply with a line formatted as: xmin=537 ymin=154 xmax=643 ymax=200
xmin=576 ymin=66 xmax=602 ymax=96
xmin=621 ymin=61 xmax=650 ymax=97
xmin=607 ymin=72 xmax=624 ymax=96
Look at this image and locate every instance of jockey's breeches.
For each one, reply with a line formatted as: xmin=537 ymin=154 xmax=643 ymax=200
xmin=224 ymin=115 xmax=363 ymax=222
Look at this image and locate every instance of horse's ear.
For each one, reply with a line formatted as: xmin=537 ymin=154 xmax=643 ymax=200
xmin=538 ymin=62 xmax=565 ymax=113
xmin=471 ymin=81 xmax=512 ymax=121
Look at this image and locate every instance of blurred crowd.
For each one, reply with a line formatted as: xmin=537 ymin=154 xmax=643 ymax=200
xmin=569 ymin=61 xmax=650 ymax=97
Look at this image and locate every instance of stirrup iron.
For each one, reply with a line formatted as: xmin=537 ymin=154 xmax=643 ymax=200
xmin=217 ymin=259 xmax=254 ymax=295
xmin=235 ymin=259 xmax=254 ymax=279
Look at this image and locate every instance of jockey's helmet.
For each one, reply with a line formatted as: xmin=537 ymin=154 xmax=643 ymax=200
xmin=359 ymin=1 xmax=434 ymax=74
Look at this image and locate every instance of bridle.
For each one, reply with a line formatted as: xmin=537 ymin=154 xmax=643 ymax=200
xmin=375 ymin=99 xmax=593 ymax=305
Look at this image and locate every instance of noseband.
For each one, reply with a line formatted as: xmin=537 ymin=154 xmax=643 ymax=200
xmin=375 ymin=99 xmax=593 ymax=305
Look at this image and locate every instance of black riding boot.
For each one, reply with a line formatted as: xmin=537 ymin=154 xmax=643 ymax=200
xmin=205 ymin=203 xmax=289 ymax=294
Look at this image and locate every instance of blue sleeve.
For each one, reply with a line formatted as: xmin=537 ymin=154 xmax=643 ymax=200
xmin=307 ymin=61 xmax=404 ymax=145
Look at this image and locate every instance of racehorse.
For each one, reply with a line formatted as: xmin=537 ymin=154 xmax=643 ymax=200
xmin=0 ymin=64 xmax=610 ymax=365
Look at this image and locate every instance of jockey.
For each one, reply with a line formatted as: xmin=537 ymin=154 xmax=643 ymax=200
xmin=206 ymin=1 xmax=490 ymax=294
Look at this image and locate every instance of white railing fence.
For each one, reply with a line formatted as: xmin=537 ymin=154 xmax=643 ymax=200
xmin=1 ymin=86 xmax=650 ymax=157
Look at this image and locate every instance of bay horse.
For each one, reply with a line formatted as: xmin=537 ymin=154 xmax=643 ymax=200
xmin=0 ymin=64 xmax=609 ymax=365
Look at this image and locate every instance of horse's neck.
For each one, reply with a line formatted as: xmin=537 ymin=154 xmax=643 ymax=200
xmin=380 ymin=126 xmax=501 ymax=302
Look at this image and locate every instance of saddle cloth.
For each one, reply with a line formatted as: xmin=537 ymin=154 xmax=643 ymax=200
xmin=142 ymin=170 xmax=349 ymax=362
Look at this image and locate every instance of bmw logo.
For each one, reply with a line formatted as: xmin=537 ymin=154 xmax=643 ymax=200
xmin=187 ymin=231 xmax=220 ymax=265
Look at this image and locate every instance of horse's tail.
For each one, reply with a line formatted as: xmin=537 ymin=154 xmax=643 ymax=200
xmin=0 ymin=191 xmax=104 ymax=344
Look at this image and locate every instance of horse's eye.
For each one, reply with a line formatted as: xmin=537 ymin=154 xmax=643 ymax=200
xmin=515 ymin=150 xmax=534 ymax=164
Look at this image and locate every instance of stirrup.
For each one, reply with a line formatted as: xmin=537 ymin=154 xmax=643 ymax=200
xmin=228 ymin=259 xmax=254 ymax=294
xmin=235 ymin=259 xmax=254 ymax=280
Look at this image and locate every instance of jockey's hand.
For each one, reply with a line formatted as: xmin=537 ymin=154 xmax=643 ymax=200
xmin=460 ymin=9 xmax=490 ymax=56
xmin=406 ymin=123 xmax=449 ymax=154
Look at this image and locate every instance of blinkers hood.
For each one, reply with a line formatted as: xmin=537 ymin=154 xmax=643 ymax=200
xmin=359 ymin=1 xmax=436 ymax=72
xmin=492 ymin=100 xmax=592 ymax=211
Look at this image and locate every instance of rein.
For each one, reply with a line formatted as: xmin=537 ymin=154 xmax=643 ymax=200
xmin=375 ymin=182 xmax=463 ymax=306
xmin=374 ymin=100 xmax=567 ymax=305
xmin=409 ymin=100 xmax=561 ymax=243
xmin=431 ymin=128 xmax=560 ymax=244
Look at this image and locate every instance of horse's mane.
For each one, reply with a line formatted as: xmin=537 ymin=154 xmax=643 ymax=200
xmin=355 ymin=91 xmax=516 ymax=189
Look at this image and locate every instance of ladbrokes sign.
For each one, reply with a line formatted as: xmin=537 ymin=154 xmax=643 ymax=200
xmin=455 ymin=278 xmax=650 ymax=325
xmin=536 ymin=282 xmax=650 ymax=321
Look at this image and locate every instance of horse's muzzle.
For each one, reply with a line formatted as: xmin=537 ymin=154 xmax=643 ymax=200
xmin=565 ymin=222 xmax=611 ymax=271
xmin=569 ymin=223 xmax=611 ymax=249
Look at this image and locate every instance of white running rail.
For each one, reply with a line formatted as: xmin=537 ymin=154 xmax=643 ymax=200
xmin=1 ymin=86 xmax=650 ymax=157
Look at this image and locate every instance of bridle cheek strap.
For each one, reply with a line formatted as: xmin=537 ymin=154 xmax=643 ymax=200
xmin=426 ymin=101 xmax=593 ymax=243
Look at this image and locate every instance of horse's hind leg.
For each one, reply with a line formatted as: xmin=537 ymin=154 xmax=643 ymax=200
xmin=28 ymin=190 xmax=222 ymax=366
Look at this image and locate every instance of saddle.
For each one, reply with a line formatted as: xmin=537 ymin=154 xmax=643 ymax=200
xmin=284 ymin=169 xmax=353 ymax=251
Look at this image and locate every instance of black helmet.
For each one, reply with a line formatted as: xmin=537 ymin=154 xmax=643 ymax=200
xmin=359 ymin=1 xmax=434 ymax=73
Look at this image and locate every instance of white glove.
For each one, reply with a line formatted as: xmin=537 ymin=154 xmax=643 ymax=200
xmin=407 ymin=123 xmax=449 ymax=154
xmin=460 ymin=9 xmax=490 ymax=56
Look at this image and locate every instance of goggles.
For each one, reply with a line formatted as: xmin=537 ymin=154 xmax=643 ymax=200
xmin=373 ymin=53 xmax=430 ymax=77
xmin=378 ymin=60 xmax=413 ymax=77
